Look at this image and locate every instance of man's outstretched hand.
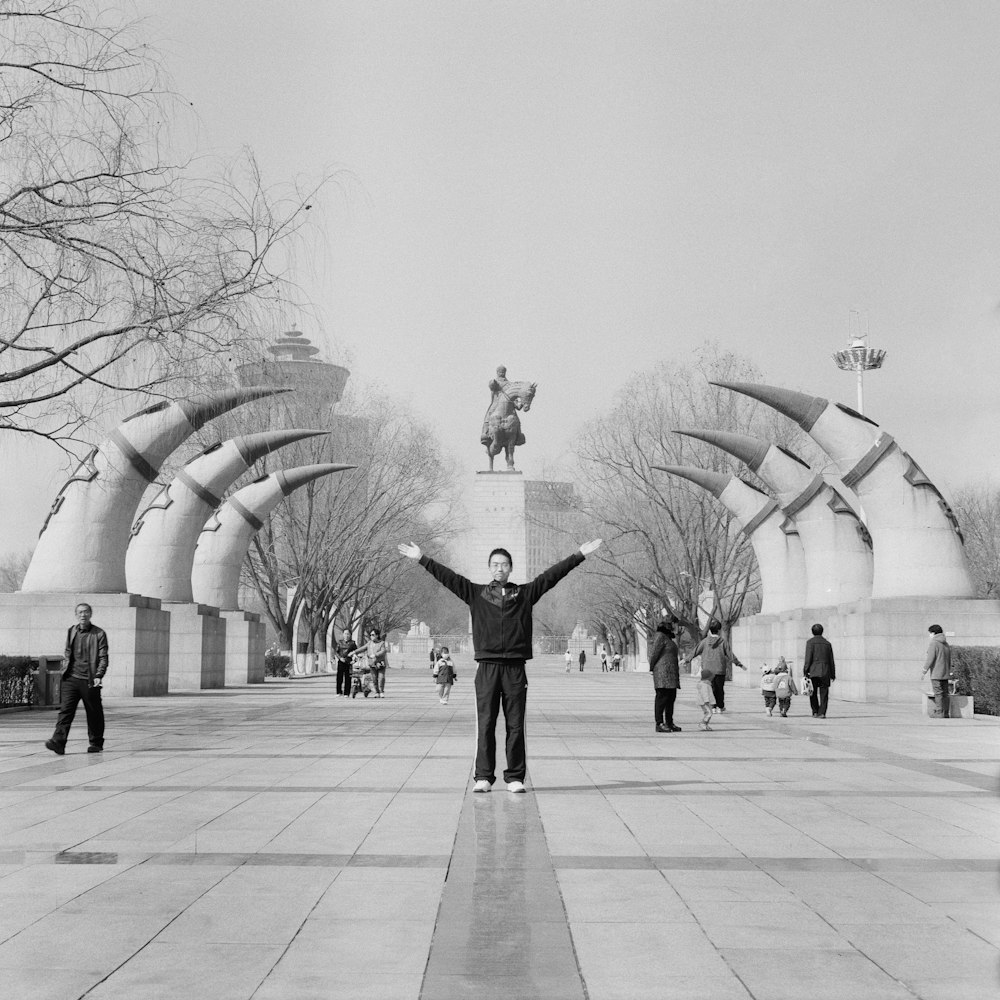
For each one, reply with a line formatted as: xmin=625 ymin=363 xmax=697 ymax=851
xmin=398 ymin=542 xmax=422 ymax=560
xmin=579 ymin=539 xmax=603 ymax=556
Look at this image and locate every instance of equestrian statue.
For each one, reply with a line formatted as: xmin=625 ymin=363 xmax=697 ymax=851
xmin=480 ymin=365 xmax=537 ymax=472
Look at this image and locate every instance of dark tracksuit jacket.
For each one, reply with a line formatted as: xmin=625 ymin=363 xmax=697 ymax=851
xmin=417 ymin=552 xmax=585 ymax=662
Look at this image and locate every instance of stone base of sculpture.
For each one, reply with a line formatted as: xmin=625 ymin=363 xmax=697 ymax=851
xmin=222 ymin=610 xmax=266 ymax=684
xmin=730 ymin=597 xmax=1000 ymax=704
xmin=165 ymin=602 xmax=226 ymax=691
xmin=460 ymin=472 xmax=527 ymax=580
xmin=0 ymin=592 xmax=170 ymax=697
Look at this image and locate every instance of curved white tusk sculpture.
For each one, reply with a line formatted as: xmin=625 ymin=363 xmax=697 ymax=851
xmin=711 ymin=382 xmax=975 ymax=599
xmin=21 ymin=388 xmax=288 ymax=594
xmin=653 ymin=465 xmax=807 ymax=615
xmin=190 ymin=463 xmax=354 ymax=611
xmin=677 ymin=429 xmax=873 ymax=607
xmin=125 ymin=429 xmax=329 ymax=602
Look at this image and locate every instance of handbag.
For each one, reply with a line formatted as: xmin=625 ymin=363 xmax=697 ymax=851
xmin=802 ymin=675 xmax=813 ymax=696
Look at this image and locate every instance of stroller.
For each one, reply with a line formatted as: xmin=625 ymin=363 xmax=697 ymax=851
xmin=350 ymin=652 xmax=373 ymax=698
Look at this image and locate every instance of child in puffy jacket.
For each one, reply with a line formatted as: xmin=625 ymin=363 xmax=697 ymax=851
xmin=772 ymin=657 xmax=798 ymax=717
xmin=434 ymin=646 xmax=456 ymax=704
xmin=760 ymin=664 xmax=777 ymax=715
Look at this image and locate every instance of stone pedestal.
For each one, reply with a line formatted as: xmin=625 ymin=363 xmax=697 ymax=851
xmin=920 ymin=693 xmax=975 ymax=718
xmin=165 ymin=603 xmax=226 ymax=691
xmin=460 ymin=473 xmax=527 ymax=581
xmin=0 ymin=592 xmax=170 ymax=697
xmin=732 ymin=597 xmax=1000 ymax=704
xmin=221 ymin=610 xmax=266 ymax=684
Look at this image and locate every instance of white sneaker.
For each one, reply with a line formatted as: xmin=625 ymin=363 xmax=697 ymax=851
xmin=506 ymin=780 xmax=526 ymax=793
xmin=473 ymin=779 xmax=491 ymax=793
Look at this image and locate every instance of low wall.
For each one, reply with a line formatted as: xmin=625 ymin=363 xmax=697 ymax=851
xmin=731 ymin=597 xmax=1000 ymax=703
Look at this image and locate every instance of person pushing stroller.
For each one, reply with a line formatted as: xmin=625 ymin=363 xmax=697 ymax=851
xmin=350 ymin=649 xmax=373 ymax=698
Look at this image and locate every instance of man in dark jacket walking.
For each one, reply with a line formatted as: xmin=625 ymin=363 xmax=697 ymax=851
xmin=46 ymin=603 xmax=109 ymax=755
xmin=399 ymin=538 xmax=601 ymax=792
xmin=803 ymin=622 xmax=836 ymax=718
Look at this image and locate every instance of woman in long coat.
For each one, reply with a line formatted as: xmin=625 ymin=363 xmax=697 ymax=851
xmin=648 ymin=621 xmax=681 ymax=732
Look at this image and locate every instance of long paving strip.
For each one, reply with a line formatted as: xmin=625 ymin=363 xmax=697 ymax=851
xmin=0 ymin=656 xmax=997 ymax=1000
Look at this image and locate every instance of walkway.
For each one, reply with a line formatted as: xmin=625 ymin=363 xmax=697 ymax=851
xmin=1 ymin=656 xmax=997 ymax=999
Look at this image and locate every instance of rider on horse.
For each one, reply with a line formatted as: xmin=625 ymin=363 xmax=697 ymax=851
xmin=481 ymin=365 xmax=536 ymax=471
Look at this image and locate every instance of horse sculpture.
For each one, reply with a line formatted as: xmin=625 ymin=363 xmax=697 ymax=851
xmin=480 ymin=370 xmax=537 ymax=472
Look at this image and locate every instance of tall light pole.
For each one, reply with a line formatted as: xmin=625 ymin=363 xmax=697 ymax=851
xmin=833 ymin=331 xmax=886 ymax=415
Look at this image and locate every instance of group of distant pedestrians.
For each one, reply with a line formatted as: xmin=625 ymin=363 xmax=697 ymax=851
xmin=600 ymin=648 xmax=622 ymax=671
xmin=647 ymin=618 xmax=745 ymax=732
xmin=334 ymin=628 xmax=389 ymax=699
xmin=646 ymin=618 xmax=955 ymax=730
xmin=563 ymin=646 xmax=621 ymax=671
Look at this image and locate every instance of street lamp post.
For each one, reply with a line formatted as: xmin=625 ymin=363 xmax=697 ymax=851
xmin=833 ymin=333 xmax=886 ymax=416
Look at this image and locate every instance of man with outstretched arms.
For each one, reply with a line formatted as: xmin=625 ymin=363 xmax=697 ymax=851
xmin=398 ymin=539 xmax=601 ymax=793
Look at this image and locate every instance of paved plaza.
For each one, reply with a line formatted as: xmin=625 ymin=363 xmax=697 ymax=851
xmin=1 ymin=656 xmax=997 ymax=1000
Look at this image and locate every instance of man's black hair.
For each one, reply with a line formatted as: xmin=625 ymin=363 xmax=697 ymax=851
xmin=811 ymin=623 xmax=824 ymax=635
xmin=708 ymin=621 xmax=721 ymax=635
xmin=488 ymin=547 xmax=513 ymax=567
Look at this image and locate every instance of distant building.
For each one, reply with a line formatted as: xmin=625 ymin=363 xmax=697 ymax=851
xmin=235 ymin=327 xmax=350 ymax=402
xmin=524 ymin=480 xmax=578 ymax=578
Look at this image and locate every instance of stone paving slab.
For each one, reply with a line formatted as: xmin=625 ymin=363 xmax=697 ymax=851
xmin=0 ymin=655 xmax=997 ymax=999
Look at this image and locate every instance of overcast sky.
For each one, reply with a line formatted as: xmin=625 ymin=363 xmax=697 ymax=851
xmin=5 ymin=1 xmax=1000 ymax=556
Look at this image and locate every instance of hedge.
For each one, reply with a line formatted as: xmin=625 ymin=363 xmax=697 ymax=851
xmin=951 ymin=646 xmax=1000 ymax=717
xmin=0 ymin=655 xmax=36 ymax=708
xmin=264 ymin=652 xmax=291 ymax=678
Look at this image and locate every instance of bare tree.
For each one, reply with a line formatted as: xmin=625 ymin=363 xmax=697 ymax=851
xmin=223 ymin=387 xmax=460 ymax=656
xmin=951 ymin=483 xmax=1000 ymax=598
xmin=572 ymin=344 xmax=810 ymax=645
xmin=0 ymin=2 xmax=319 ymax=450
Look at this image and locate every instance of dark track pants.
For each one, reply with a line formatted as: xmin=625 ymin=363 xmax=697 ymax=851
xmin=711 ymin=674 xmax=727 ymax=711
xmin=51 ymin=676 xmax=104 ymax=749
xmin=474 ymin=660 xmax=527 ymax=784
